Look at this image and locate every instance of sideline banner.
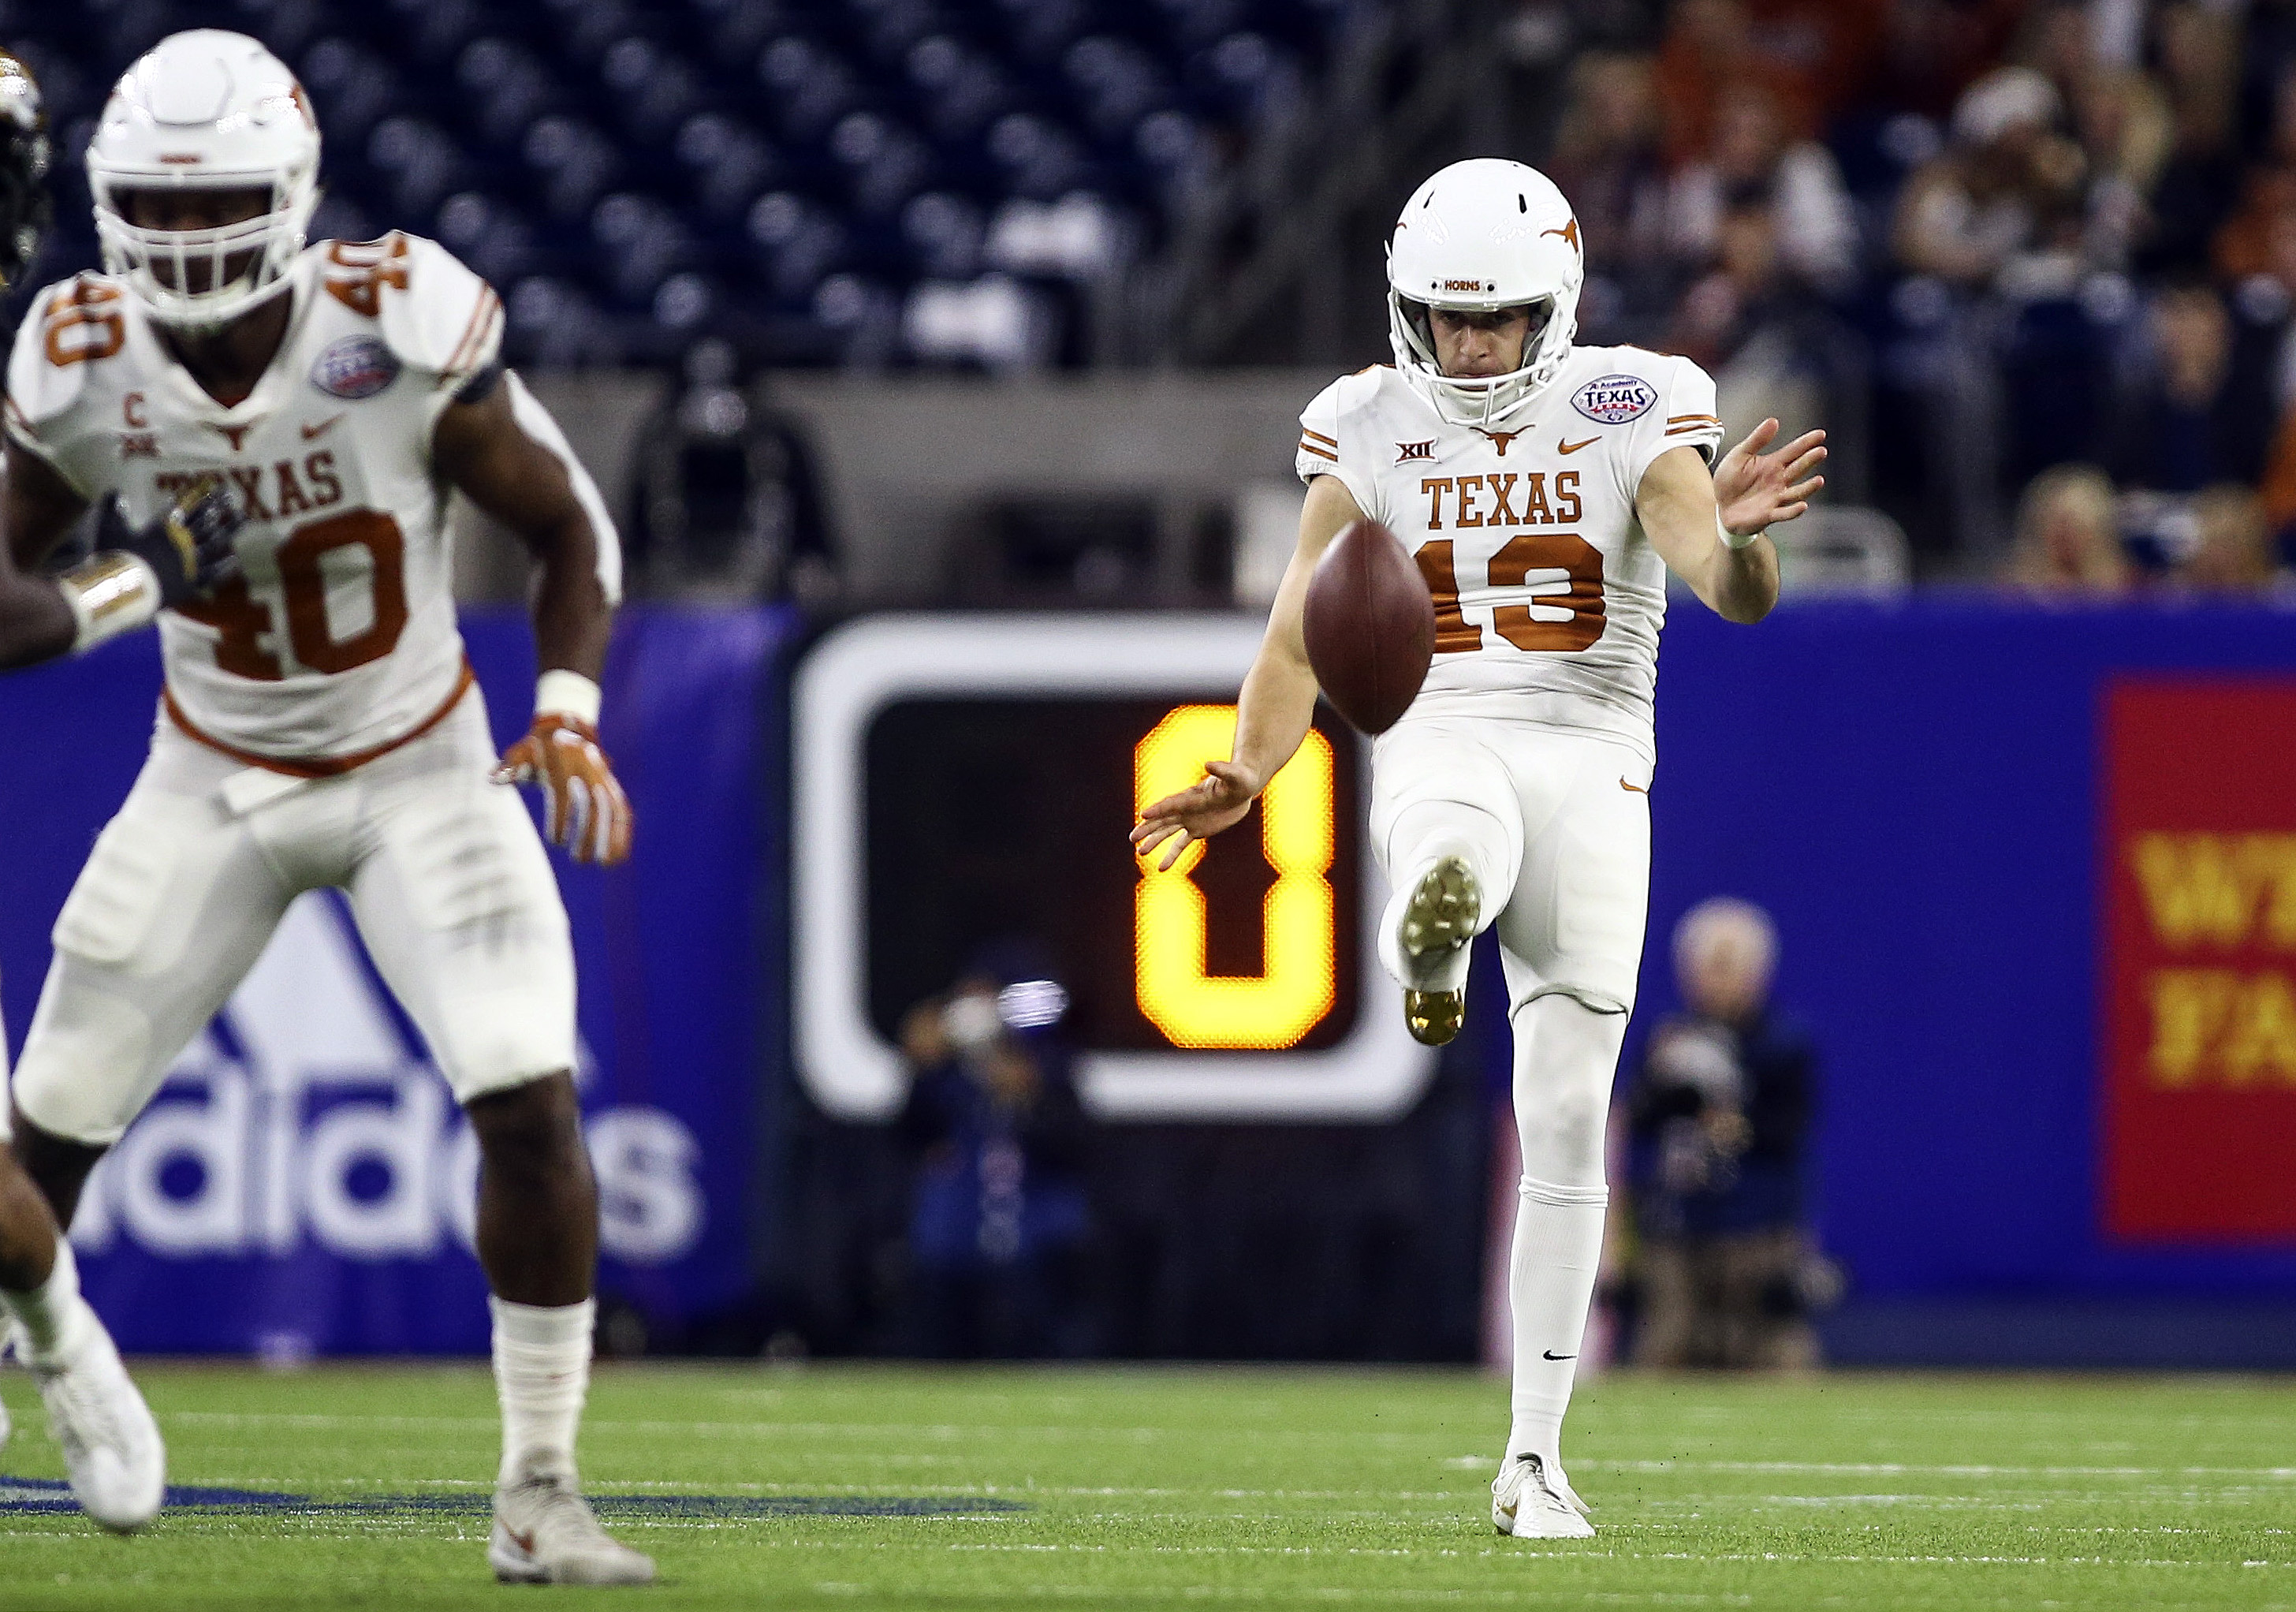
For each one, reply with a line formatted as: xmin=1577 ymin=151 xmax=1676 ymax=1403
xmin=2100 ymin=681 xmax=2296 ymax=1242
xmin=1645 ymin=601 xmax=2296 ymax=1309
xmin=0 ymin=606 xmax=790 ymax=1355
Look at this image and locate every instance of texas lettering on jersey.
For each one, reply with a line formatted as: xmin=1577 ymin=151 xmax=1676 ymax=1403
xmin=3 ymin=234 xmax=505 ymax=759
xmin=1295 ymin=349 xmax=1724 ymax=764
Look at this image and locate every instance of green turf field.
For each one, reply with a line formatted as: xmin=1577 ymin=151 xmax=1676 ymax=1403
xmin=0 ymin=1363 xmax=2288 ymax=1610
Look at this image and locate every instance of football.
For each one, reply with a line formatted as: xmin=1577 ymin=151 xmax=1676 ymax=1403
xmin=1302 ymin=519 xmax=1436 ymax=734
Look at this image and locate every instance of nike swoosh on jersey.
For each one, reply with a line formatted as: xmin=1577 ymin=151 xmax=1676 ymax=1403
xmin=301 ymin=414 xmax=345 ymax=441
xmin=1620 ymin=778 xmax=1646 ymax=793
xmin=1558 ymin=437 xmax=1600 ymax=454
xmin=1541 ymin=1350 xmax=1578 ymax=1360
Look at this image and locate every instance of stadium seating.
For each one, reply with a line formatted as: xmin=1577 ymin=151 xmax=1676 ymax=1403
xmin=7 ymin=0 xmax=1364 ymax=366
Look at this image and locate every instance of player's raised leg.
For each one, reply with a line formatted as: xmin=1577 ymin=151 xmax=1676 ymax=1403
xmin=1369 ymin=720 xmax=1526 ymax=1046
xmin=348 ymin=730 xmax=651 ymax=1587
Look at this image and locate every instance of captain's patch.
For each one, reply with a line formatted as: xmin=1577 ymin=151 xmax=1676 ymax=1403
xmin=311 ymin=335 xmax=401 ymax=401
xmin=1571 ymin=374 xmax=1656 ymax=425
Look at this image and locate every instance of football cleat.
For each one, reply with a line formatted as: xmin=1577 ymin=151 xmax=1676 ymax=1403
xmin=1405 ymin=989 xmax=1464 ymax=1047
xmin=1492 ymin=1451 xmax=1593 ymax=1539
xmin=1399 ymin=854 xmax=1479 ymax=1047
xmin=30 ymin=1312 xmax=165 ymax=1533
xmin=490 ymin=1453 xmax=657 ymax=1586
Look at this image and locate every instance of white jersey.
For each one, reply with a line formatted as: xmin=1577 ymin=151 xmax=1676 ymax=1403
xmin=6 ymin=235 xmax=520 ymax=762
xmin=1295 ymin=347 xmax=1724 ymax=764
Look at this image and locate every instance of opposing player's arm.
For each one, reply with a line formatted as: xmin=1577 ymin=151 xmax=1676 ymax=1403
xmin=1130 ymin=472 xmax=1362 ymax=870
xmin=4 ymin=433 xmax=86 ymax=572
xmin=0 ymin=435 xmax=242 ymax=669
xmin=0 ymin=441 xmax=80 ymax=666
xmin=432 ymin=371 xmax=633 ymax=867
xmin=1636 ymin=419 xmax=1824 ymax=625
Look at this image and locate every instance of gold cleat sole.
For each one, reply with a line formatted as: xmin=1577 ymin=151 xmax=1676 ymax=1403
xmin=1405 ymin=988 xmax=1464 ymax=1046
xmin=1401 ymin=854 xmax=1480 ymax=958
xmin=1399 ymin=855 xmax=1478 ymax=1046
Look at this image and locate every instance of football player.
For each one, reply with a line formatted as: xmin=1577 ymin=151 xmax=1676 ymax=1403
xmin=1 ymin=32 xmax=649 ymax=1584
xmin=0 ymin=47 xmax=246 ymax=1536
xmin=1133 ymin=159 xmax=1824 ymax=1539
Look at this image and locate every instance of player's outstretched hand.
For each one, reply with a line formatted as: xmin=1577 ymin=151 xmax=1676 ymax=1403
xmin=493 ymin=715 xmax=634 ymax=867
xmin=93 ymin=481 xmax=244 ymax=606
xmin=1130 ymin=759 xmax=1258 ymax=871
xmin=1714 ymin=418 xmax=1826 ymax=539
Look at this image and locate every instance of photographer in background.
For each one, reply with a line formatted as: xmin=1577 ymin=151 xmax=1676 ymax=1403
xmin=1626 ymin=898 xmax=1828 ymax=1370
xmin=896 ymin=953 xmax=1094 ymax=1360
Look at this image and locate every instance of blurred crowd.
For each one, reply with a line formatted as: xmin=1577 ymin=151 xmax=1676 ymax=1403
xmin=1524 ymin=0 xmax=2296 ymax=590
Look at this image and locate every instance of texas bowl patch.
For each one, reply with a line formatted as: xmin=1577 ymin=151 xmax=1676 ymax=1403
xmin=310 ymin=334 xmax=400 ymax=401
xmin=1571 ymin=374 xmax=1656 ymax=425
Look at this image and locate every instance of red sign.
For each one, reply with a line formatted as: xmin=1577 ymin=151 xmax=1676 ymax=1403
xmin=2102 ymin=680 xmax=2296 ymax=1243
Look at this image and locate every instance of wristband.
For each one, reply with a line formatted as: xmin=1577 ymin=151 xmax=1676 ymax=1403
xmin=535 ymin=669 xmax=602 ymax=726
xmin=1717 ymin=509 xmax=1762 ymax=551
xmin=58 ymin=552 xmax=162 ymax=652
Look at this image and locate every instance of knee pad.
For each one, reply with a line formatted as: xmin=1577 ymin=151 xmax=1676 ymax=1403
xmin=13 ymin=977 xmax=157 ymax=1147
xmin=52 ymin=807 xmax=191 ymax=972
xmin=1511 ymin=993 xmax=1628 ymax=1188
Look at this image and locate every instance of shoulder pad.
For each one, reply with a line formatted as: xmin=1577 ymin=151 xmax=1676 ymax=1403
xmin=5 ymin=274 xmax=123 ymax=436
xmin=315 ymin=233 xmax=503 ymax=382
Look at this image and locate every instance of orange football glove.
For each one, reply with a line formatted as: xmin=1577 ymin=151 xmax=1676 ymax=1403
xmin=493 ymin=713 xmax=634 ymax=866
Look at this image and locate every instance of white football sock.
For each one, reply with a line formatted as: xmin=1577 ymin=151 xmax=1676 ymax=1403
xmin=1506 ymin=1174 xmax=1608 ymax=1464
xmin=490 ymin=1296 xmax=594 ymax=1485
xmin=0 ymin=1237 xmax=92 ymax=1369
xmin=1504 ymin=993 xmax=1629 ymax=1465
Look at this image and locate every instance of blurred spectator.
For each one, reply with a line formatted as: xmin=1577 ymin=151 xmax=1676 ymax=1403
xmin=1864 ymin=0 xmax=2032 ymax=121
xmin=624 ymin=339 xmax=837 ymax=603
xmin=2255 ymin=385 xmax=2296 ymax=558
xmin=2141 ymin=2 xmax=2244 ymax=275
xmin=2068 ymin=67 xmax=2173 ymax=269
xmin=2003 ymin=463 xmax=2131 ymax=595
xmin=1545 ymin=48 xmax=1672 ymax=336
xmin=1626 ymin=898 xmax=1824 ymax=1372
xmin=1895 ymin=67 xmax=2085 ymax=289
xmin=1662 ymin=83 xmax=1860 ymax=293
xmin=2216 ymin=67 xmax=2296 ymax=282
xmin=1653 ymin=0 xmax=1822 ymax=168
xmin=1668 ymin=194 xmax=1863 ymax=476
xmin=2108 ymin=284 xmax=2276 ymax=495
xmin=2177 ymin=484 xmax=2282 ymax=593
xmin=1546 ymin=51 xmax=1668 ymax=281
xmin=896 ymin=962 xmax=1094 ymax=1360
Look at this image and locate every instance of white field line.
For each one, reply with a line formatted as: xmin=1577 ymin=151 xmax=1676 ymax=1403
xmin=158 ymin=1414 xmax=2296 ymax=1483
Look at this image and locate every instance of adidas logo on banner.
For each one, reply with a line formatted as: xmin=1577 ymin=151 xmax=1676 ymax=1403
xmin=69 ymin=892 xmax=703 ymax=1266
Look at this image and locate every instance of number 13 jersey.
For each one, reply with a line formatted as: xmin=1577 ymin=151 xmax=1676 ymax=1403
xmin=1295 ymin=345 xmax=1724 ymax=766
xmin=6 ymin=233 xmax=511 ymax=762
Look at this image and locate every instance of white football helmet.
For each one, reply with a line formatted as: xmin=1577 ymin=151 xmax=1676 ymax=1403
xmin=1387 ymin=159 xmax=1583 ymax=427
xmin=87 ymin=30 xmax=320 ymax=330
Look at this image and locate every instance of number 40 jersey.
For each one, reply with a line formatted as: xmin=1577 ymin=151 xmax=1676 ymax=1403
xmin=4 ymin=233 xmax=610 ymax=763
xmin=1295 ymin=345 xmax=1724 ymax=767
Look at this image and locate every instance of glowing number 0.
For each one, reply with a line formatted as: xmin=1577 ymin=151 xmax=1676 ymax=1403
xmin=1133 ymin=705 xmax=1337 ymax=1050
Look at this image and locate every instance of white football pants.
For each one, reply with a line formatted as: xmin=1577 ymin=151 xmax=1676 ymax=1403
xmin=12 ymin=692 xmax=576 ymax=1147
xmin=1368 ymin=718 xmax=1651 ymax=1465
